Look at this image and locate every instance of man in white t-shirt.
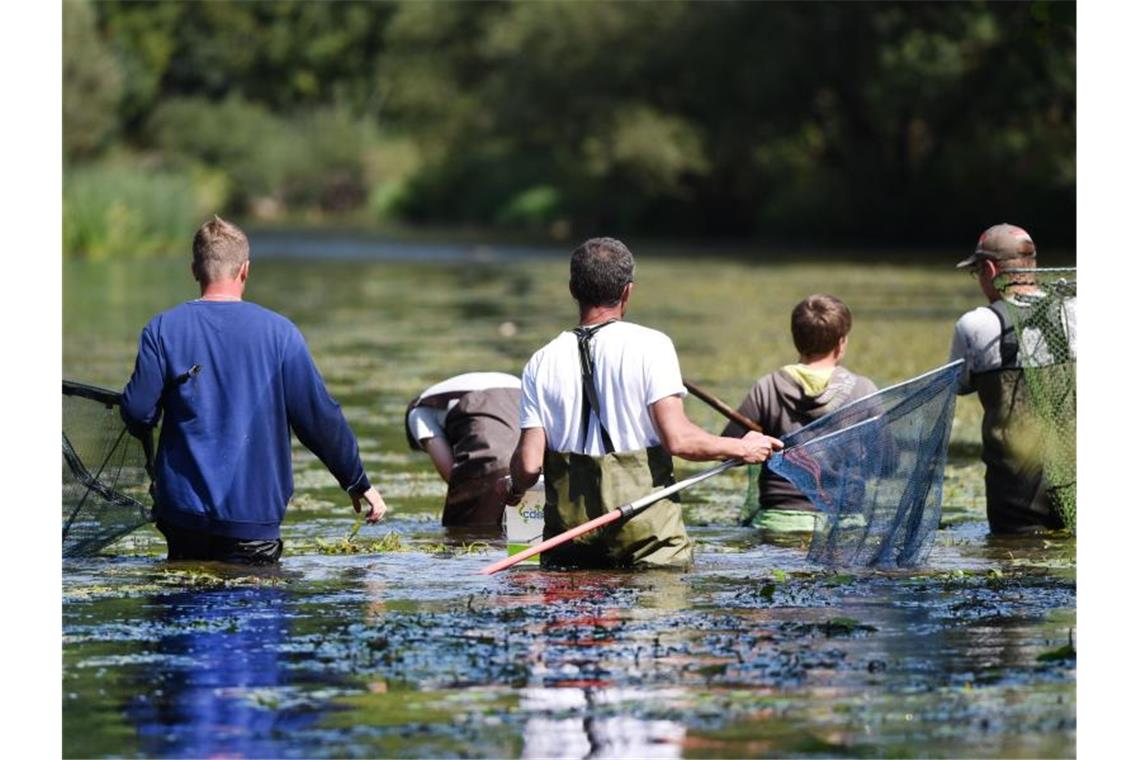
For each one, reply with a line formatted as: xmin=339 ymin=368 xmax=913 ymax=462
xmin=949 ymin=223 xmax=1076 ymax=533
xmin=506 ymin=237 xmax=782 ymax=568
xmin=404 ymin=372 xmax=522 ymax=528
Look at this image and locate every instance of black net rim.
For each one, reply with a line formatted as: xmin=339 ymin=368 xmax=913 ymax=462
xmin=63 ymin=380 xmax=121 ymax=407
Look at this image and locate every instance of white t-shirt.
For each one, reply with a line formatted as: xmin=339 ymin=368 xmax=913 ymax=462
xmin=520 ymin=321 xmax=687 ymax=455
xmin=408 ymin=372 xmax=521 ymax=444
xmin=407 ymin=405 xmax=450 ymax=443
xmin=949 ymin=295 xmax=1077 ymax=394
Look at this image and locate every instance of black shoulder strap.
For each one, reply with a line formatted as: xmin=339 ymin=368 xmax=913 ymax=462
xmin=988 ymin=303 xmax=1019 ymax=368
xmin=572 ymin=320 xmax=617 ymax=454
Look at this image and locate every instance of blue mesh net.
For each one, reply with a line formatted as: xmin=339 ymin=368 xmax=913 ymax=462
xmin=63 ymin=381 xmax=154 ymax=558
xmin=766 ymin=361 xmax=963 ymax=568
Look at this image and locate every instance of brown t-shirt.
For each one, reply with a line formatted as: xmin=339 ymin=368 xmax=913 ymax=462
xmin=722 ymin=366 xmax=878 ymax=510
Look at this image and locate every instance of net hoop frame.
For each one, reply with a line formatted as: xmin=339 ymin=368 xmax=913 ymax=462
xmin=62 ymin=379 xmax=157 ymax=557
xmin=784 ymin=359 xmax=964 ymax=443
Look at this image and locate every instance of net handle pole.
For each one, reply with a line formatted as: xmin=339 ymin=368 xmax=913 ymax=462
xmin=683 ymin=380 xmax=764 ymax=434
xmin=477 ymin=459 xmax=743 ymax=575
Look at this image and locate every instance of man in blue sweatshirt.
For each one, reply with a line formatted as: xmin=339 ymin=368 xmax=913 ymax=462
xmin=121 ymin=216 xmax=387 ymax=564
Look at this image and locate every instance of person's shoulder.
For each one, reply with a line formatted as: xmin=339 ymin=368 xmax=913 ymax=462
xmin=142 ymin=301 xmax=196 ymax=331
xmin=755 ymin=368 xmax=781 ymax=384
xmin=849 ymin=371 xmax=879 ymax=394
xmin=241 ymin=300 xmax=293 ymax=322
xmin=745 ymin=370 xmax=781 ymax=395
xmin=522 ymin=331 xmax=574 ymax=373
xmin=530 ymin=331 xmax=575 ymax=357
xmin=617 ymin=321 xmax=671 ymax=339
xmin=738 ymin=371 xmax=780 ymax=407
xmin=616 ymin=321 xmax=676 ymax=349
xmin=237 ymin=302 xmax=303 ymax=335
xmin=954 ymin=304 xmax=999 ymax=332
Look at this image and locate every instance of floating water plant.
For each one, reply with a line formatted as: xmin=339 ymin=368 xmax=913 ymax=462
xmin=316 ymin=530 xmax=405 ymax=555
xmin=1037 ymin=630 xmax=1076 ymax=663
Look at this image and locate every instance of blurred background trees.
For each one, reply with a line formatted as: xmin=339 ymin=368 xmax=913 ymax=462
xmin=62 ymin=0 xmax=1075 ymax=257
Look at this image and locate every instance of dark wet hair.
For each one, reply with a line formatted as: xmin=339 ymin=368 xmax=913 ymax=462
xmin=790 ymin=294 xmax=852 ymax=357
xmin=569 ymin=237 xmax=635 ymax=307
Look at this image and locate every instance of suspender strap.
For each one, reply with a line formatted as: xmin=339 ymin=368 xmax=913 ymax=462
xmin=988 ymin=303 xmax=1020 ymax=368
xmin=573 ymin=320 xmax=617 ymax=454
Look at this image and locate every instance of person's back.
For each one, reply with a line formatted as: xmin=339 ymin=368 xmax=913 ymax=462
xmin=523 ymin=321 xmax=684 ymax=455
xmin=523 ymin=320 xmax=692 ymax=567
xmin=123 ymin=300 xmax=365 ymax=539
xmin=950 ymin=223 xmax=1075 ymax=533
xmin=121 ymin=216 xmax=385 ymax=562
xmin=723 ymin=294 xmax=877 ymax=530
xmin=507 ymin=237 xmax=782 ymax=569
xmin=405 ymin=372 xmax=522 ymax=527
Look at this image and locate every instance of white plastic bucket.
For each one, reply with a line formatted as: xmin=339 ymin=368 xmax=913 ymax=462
xmin=503 ymin=477 xmax=545 ymax=562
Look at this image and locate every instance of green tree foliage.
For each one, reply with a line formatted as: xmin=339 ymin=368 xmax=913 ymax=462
xmin=99 ymin=0 xmax=393 ymax=119
xmin=63 ymin=0 xmax=124 ymax=161
xmin=376 ymin=0 xmax=1074 ymax=243
xmin=73 ymin=0 xmax=1075 ymax=248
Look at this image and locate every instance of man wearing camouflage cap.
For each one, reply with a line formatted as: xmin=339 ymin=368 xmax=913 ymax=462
xmin=949 ymin=223 xmax=1076 ymax=533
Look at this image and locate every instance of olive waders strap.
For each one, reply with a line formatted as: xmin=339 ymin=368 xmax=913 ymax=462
xmin=988 ymin=303 xmax=1020 ymax=368
xmin=572 ymin=320 xmax=617 ymax=454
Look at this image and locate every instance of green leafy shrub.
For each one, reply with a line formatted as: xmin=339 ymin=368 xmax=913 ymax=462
xmin=147 ymin=95 xmax=291 ymax=207
xmin=63 ymin=163 xmax=203 ymax=259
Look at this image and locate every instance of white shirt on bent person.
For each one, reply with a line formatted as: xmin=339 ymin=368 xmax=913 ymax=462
xmin=520 ymin=321 xmax=687 ymax=455
xmin=408 ymin=371 xmax=521 ymax=446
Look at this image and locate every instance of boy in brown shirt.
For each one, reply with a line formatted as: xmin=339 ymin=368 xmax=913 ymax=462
xmin=722 ymin=294 xmax=877 ymax=532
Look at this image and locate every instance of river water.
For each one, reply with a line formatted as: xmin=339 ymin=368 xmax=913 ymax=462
xmin=62 ymin=233 xmax=1075 ymax=758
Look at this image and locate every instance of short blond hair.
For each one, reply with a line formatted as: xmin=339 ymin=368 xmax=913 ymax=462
xmin=192 ymin=215 xmax=249 ymax=284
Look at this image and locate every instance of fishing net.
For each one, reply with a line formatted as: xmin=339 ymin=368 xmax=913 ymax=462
xmin=757 ymin=361 xmax=963 ymax=568
xmin=997 ymin=268 xmax=1077 ymax=531
xmin=63 ymin=381 xmax=155 ymax=558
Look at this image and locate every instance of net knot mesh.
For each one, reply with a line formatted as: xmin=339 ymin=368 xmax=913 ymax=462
xmin=63 ymin=381 xmax=155 ymax=558
xmin=765 ymin=361 xmax=963 ymax=568
xmin=999 ymin=269 xmax=1076 ymax=531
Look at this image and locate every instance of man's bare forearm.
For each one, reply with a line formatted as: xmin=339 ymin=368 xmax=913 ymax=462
xmin=509 ymin=427 xmax=545 ymax=489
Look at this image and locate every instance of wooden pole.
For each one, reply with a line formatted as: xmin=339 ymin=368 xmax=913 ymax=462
xmin=683 ymin=379 xmax=763 ymax=433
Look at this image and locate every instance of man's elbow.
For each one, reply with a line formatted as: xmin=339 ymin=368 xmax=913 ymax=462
xmin=660 ymin=430 xmax=699 ymax=460
xmin=119 ymin=401 xmax=149 ymax=430
xmin=516 ymin=449 xmax=543 ymax=478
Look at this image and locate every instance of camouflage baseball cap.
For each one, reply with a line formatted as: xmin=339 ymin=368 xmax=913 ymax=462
xmin=956 ymin=223 xmax=1036 ymax=269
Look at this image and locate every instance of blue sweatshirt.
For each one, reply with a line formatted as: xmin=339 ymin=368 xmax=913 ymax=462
xmin=121 ymin=300 xmax=371 ymax=540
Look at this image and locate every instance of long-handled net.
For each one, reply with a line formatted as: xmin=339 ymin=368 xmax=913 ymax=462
xmin=63 ymin=381 xmax=155 ymax=558
xmin=997 ymin=268 xmax=1076 ymax=531
xmin=760 ymin=361 xmax=963 ymax=568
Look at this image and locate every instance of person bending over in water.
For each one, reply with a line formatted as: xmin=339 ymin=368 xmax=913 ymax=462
xmin=405 ymin=372 xmax=521 ymax=528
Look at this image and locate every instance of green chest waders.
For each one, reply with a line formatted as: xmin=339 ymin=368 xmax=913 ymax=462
xmin=973 ymin=303 xmax=1068 ymax=532
xmin=539 ymin=322 xmax=693 ymax=569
